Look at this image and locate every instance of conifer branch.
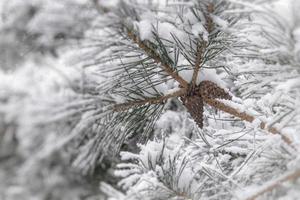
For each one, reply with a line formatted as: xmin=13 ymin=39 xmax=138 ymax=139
xmin=191 ymin=3 xmax=214 ymax=88
xmin=205 ymin=3 xmax=215 ymax=33
xmin=191 ymin=42 xmax=206 ymax=88
xmin=203 ymin=97 xmax=293 ymax=145
xmin=245 ymin=168 xmax=300 ymax=200
xmin=113 ymin=88 xmax=186 ymax=111
xmin=126 ymin=30 xmax=189 ymax=88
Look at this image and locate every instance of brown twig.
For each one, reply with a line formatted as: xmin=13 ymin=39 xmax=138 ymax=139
xmin=203 ymin=97 xmax=293 ymax=145
xmin=205 ymin=3 xmax=215 ymax=33
xmin=113 ymin=88 xmax=186 ymax=111
xmin=190 ymin=42 xmax=206 ymax=88
xmin=245 ymin=169 xmax=300 ymax=200
xmin=127 ymin=30 xmax=189 ymax=88
xmin=190 ymin=3 xmax=214 ymax=88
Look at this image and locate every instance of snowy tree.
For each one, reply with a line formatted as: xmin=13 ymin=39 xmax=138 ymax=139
xmin=0 ymin=0 xmax=300 ymax=200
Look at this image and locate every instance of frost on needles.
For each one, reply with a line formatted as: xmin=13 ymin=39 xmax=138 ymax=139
xmin=0 ymin=0 xmax=300 ymax=200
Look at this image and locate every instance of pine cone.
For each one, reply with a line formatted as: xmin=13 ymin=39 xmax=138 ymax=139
xmin=181 ymin=81 xmax=231 ymax=129
xmin=181 ymin=95 xmax=204 ymax=128
xmin=198 ymin=81 xmax=232 ymax=100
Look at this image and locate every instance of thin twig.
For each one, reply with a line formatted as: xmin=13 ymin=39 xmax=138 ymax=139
xmin=190 ymin=3 xmax=214 ymax=88
xmin=191 ymin=42 xmax=206 ymax=88
xmin=203 ymin=97 xmax=293 ymax=145
xmin=205 ymin=3 xmax=215 ymax=33
xmin=127 ymin=30 xmax=189 ymax=88
xmin=245 ymin=168 xmax=300 ymax=200
xmin=113 ymin=88 xmax=186 ymax=111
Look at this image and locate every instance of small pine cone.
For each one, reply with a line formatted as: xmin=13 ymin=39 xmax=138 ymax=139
xmin=181 ymin=95 xmax=204 ymax=128
xmin=198 ymin=81 xmax=232 ymax=100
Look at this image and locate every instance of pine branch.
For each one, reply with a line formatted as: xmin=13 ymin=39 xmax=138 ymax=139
xmin=126 ymin=30 xmax=189 ymax=88
xmin=205 ymin=3 xmax=215 ymax=33
xmin=245 ymin=168 xmax=300 ymax=200
xmin=87 ymin=0 xmax=295 ymax=171
xmin=191 ymin=3 xmax=214 ymax=88
xmin=203 ymin=97 xmax=293 ymax=145
xmin=113 ymin=88 xmax=186 ymax=111
xmin=191 ymin=41 xmax=206 ymax=88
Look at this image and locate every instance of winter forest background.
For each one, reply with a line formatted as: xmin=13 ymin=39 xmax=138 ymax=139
xmin=0 ymin=0 xmax=300 ymax=199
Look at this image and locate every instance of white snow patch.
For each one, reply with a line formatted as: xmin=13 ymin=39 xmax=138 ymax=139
xmin=136 ymin=20 xmax=153 ymax=41
xmin=154 ymin=83 xmax=168 ymax=95
xmin=157 ymin=22 xmax=178 ymax=40
xmin=276 ymin=78 xmax=300 ymax=91
xmin=178 ymin=69 xmax=193 ymax=83
xmin=211 ymin=15 xmax=229 ymax=30
xmin=191 ymin=23 xmax=209 ymax=41
xmin=251 ymin=118 xmax=261 ymax=131
xmin=198 ymin=68 xmax=227 ymax=88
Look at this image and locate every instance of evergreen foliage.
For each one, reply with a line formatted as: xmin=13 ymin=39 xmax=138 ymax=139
xmin=0 ymin=0 xmax=300 ymax=200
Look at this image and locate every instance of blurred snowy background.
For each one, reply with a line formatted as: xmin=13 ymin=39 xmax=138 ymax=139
xmin=0 ymin=0 xmax=300 ymax=200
